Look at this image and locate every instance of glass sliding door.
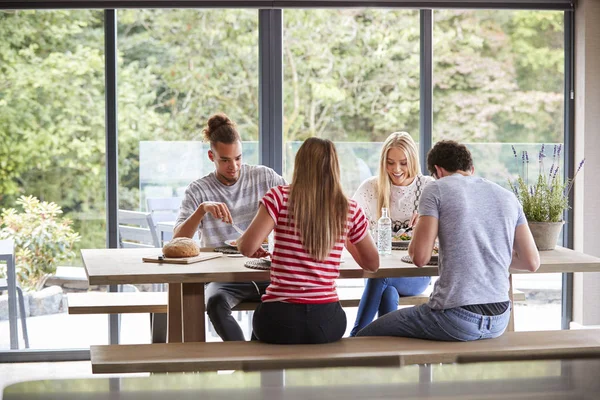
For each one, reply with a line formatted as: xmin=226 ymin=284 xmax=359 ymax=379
xmin=0 ymin=9 xmax=107 ymax=350
xmin=433 ymin=10 xmax=565 ymax=331
xmin=116 ymin=9 xmax=259 ymax=342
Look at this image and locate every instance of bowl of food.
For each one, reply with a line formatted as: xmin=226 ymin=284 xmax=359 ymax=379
xmin=392 ymin=231 xmax=412 ymax=249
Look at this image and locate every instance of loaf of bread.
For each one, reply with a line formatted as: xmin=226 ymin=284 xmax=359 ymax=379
xmin=162 ymin=237 xmax=200 ymax=258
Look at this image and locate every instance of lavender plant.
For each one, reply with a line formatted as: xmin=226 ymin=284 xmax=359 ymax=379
xmin=508 ymin=144 xmax=585 ymax=223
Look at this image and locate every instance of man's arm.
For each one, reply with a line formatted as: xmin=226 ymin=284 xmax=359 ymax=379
xmin=173 ymin=202 xmax=233 ymax=239
xmin=408 ymin=216 xmax=438 ymax=267
xmin=510 ymin=223 xmax=540 ymax=272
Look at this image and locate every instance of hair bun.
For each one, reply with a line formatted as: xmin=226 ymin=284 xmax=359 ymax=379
xmin=207 ymin=113 xmax=231 ymax=131
xmin=202 ymin=113 xmax=239 ymax=144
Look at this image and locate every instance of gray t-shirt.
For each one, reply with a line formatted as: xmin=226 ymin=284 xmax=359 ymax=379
xmin=175 ymin=164 xmax=286 ymax=247
xmin=418 ymin=174 xmax=527 ymax=310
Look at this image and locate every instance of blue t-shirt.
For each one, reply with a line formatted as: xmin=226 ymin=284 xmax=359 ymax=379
xmin=418 ymin=174 xmax=527 ymax=310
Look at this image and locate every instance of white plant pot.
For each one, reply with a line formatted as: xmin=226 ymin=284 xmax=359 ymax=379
xmin=528 ymin=221 xmax=565 ymax=251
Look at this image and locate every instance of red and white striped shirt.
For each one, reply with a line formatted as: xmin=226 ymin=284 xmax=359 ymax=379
xmin=260 ymin=185 xmax=369 ymax=304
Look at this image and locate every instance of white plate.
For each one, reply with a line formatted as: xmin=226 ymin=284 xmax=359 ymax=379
xmin=224 ymin=239 xmax=268 ymax=249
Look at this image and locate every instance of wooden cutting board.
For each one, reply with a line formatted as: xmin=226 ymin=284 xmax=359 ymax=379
xmin=142 ymin=252 xmax=223 ymax=265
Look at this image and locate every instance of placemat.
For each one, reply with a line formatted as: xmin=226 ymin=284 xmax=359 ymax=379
xmin=401 ymin=254 xmax=438 ymax=266
xmin=244 ymin=258 xmax=271 ymax=270
xmin=392 ymin=241 xmax=410 ymax=250
xmin=214 ymin=246 xmax=240 ymax=255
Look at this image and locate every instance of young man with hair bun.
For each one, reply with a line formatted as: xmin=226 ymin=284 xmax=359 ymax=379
xmin=174 ymin=113 xmax=286 ymax=341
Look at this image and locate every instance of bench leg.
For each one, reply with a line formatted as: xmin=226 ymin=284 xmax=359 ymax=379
xmin=419 ymin=364 xmax=433 ymax=383
xmin=168 ymin=283 xmax=183 ymax=343
xmin=261 ymin=370 xmax=285 ymax=387
xmin=151 ymin=313 xmax=167 ymax=344
xmin=507 ymin=274 xmax=515 ymax=332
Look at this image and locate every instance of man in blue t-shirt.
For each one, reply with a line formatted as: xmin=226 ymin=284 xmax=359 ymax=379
xmin=357 ymin=140 xmax=540 ymax=341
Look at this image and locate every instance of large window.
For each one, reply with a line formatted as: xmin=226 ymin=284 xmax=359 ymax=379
xmin=0 ymin=10 xmax=107 ymax=350
xmin=283 ymin=9 xmax=421 ymax=197
xmin=433 ymin=10 xmax=565 ymax=331
xmin=115 ymin=9 xmax=259 ymax=342
xmin=117 ymin=9 xmax=259 ymax=211
xmin=0 ymin=6 xmax=572 ymax=355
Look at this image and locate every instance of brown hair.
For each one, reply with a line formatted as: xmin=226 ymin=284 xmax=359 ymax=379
xmin=202 ymin=113 xmax=240 ymax=146
xmin=289 ymin=138 xmax=349 ymax=261
xmin=426 ymin=140 xmax=473 ymax=175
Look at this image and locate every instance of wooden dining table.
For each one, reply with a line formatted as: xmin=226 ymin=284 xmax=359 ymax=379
xmin=81 ymin=246 xmax=600 ymax=343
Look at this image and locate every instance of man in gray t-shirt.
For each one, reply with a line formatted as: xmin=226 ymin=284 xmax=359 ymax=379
xmin=174 ymin=113 xmax=285 ymax=341
xmin=357 ymin=140 xmax=540 ymax=341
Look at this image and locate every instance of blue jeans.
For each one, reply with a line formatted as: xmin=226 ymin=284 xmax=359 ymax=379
xmin=356 ymin=302 xmax=511 ymax=341
xmin=350 ymin=277 xmax=431 ymax=337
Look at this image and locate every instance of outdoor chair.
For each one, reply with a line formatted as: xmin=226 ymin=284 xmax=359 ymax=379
xmin=0 ymin=278 xmax=29 ymax=348
xmin=118 ymin=209 xmax=160 ymax=249
xmin=146 ymin=197 xmax=183 ymax=246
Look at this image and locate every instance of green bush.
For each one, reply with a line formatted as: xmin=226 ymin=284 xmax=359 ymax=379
xmin=0 ymin=196 xmax=80 ymax=291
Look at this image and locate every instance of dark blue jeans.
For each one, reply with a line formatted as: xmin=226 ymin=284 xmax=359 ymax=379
xmin=350 ymin=277 xmax=431 ymax=337
xmin=253 ymin=301 xmax=347 ymax=344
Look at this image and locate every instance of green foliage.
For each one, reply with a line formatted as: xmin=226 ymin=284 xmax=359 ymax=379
xmin=509 ymin=145 xmax=584 ymax=223
xmin=0 ymin=195 xmax=80 ymax=290
xmin=513 ymin=174 xmax=567 ymax=222
xmin=0 ymin=9 xmax=567 ymax=252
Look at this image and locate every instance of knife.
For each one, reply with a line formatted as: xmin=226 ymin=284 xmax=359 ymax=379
xmin=231 ymin=222 xmax=245 ymax=236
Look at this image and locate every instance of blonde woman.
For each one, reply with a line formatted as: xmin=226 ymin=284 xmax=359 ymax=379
xmin=350 ymin=132 xmax=434 ymax=337
xmin=238 ymin=138 xmax=379 ymax=344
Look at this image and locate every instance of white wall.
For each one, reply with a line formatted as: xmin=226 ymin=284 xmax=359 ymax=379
xmin=573 ymin=0 xmax=600 ymax=326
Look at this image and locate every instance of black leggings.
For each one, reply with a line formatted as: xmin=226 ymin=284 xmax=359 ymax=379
xmin=253 ymin=301 xmax=347 ymax=344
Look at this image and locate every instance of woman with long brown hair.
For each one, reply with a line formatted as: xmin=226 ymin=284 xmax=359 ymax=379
xmin=238 ymin=137 xmax=379 ymax=344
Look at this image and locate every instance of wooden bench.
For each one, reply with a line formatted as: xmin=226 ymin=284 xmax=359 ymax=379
xmin=67 ymin=288 xmax=527 ymax=315
xmin=90 ymin=328 xmax=600 ymax=374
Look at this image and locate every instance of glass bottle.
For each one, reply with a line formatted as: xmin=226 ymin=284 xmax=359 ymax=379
xmin=377 ymin=207 xmax=392 ymax=255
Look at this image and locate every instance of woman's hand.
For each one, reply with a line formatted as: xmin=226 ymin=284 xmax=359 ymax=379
xmin=409 ymin=211 xmax=419 ymax=228
xmin=248 ymin=246 xmax=271 ymax=259
xmin=200 ymin=202 xmax=232 ymax=223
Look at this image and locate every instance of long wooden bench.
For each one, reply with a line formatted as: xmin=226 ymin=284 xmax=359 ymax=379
xmin=90 ymin=328 xmax=600 ymax=374
xmin=67 ymin=287 xmax=527 ymax=315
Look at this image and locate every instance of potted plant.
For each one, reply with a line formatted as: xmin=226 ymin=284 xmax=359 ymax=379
xmin=0 ymin=196 xmax=80 ymax=290
xmin=509 ymin=144 xmax=584 ymax=250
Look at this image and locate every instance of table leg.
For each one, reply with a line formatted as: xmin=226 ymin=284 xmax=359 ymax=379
xmin=508 ymin=274 xmax=515 ymax=332
xmin=182 ymin=282 xmax=206 ymax=342
xmin=167 ymin=283 xmax=183 ymax=343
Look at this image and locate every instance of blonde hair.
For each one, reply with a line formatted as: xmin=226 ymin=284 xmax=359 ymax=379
xmin=377 ymin=132 xmax=421 ymax=219
xmin=289 ymin=138 xmax=349 ymax=261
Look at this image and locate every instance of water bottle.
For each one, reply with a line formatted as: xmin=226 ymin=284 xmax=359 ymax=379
xmin=377 ymin=208 xmax=392 ymax=255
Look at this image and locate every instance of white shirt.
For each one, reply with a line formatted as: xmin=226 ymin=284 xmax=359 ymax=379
xmin=352 ymin=175 xmax=434 ymax=233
